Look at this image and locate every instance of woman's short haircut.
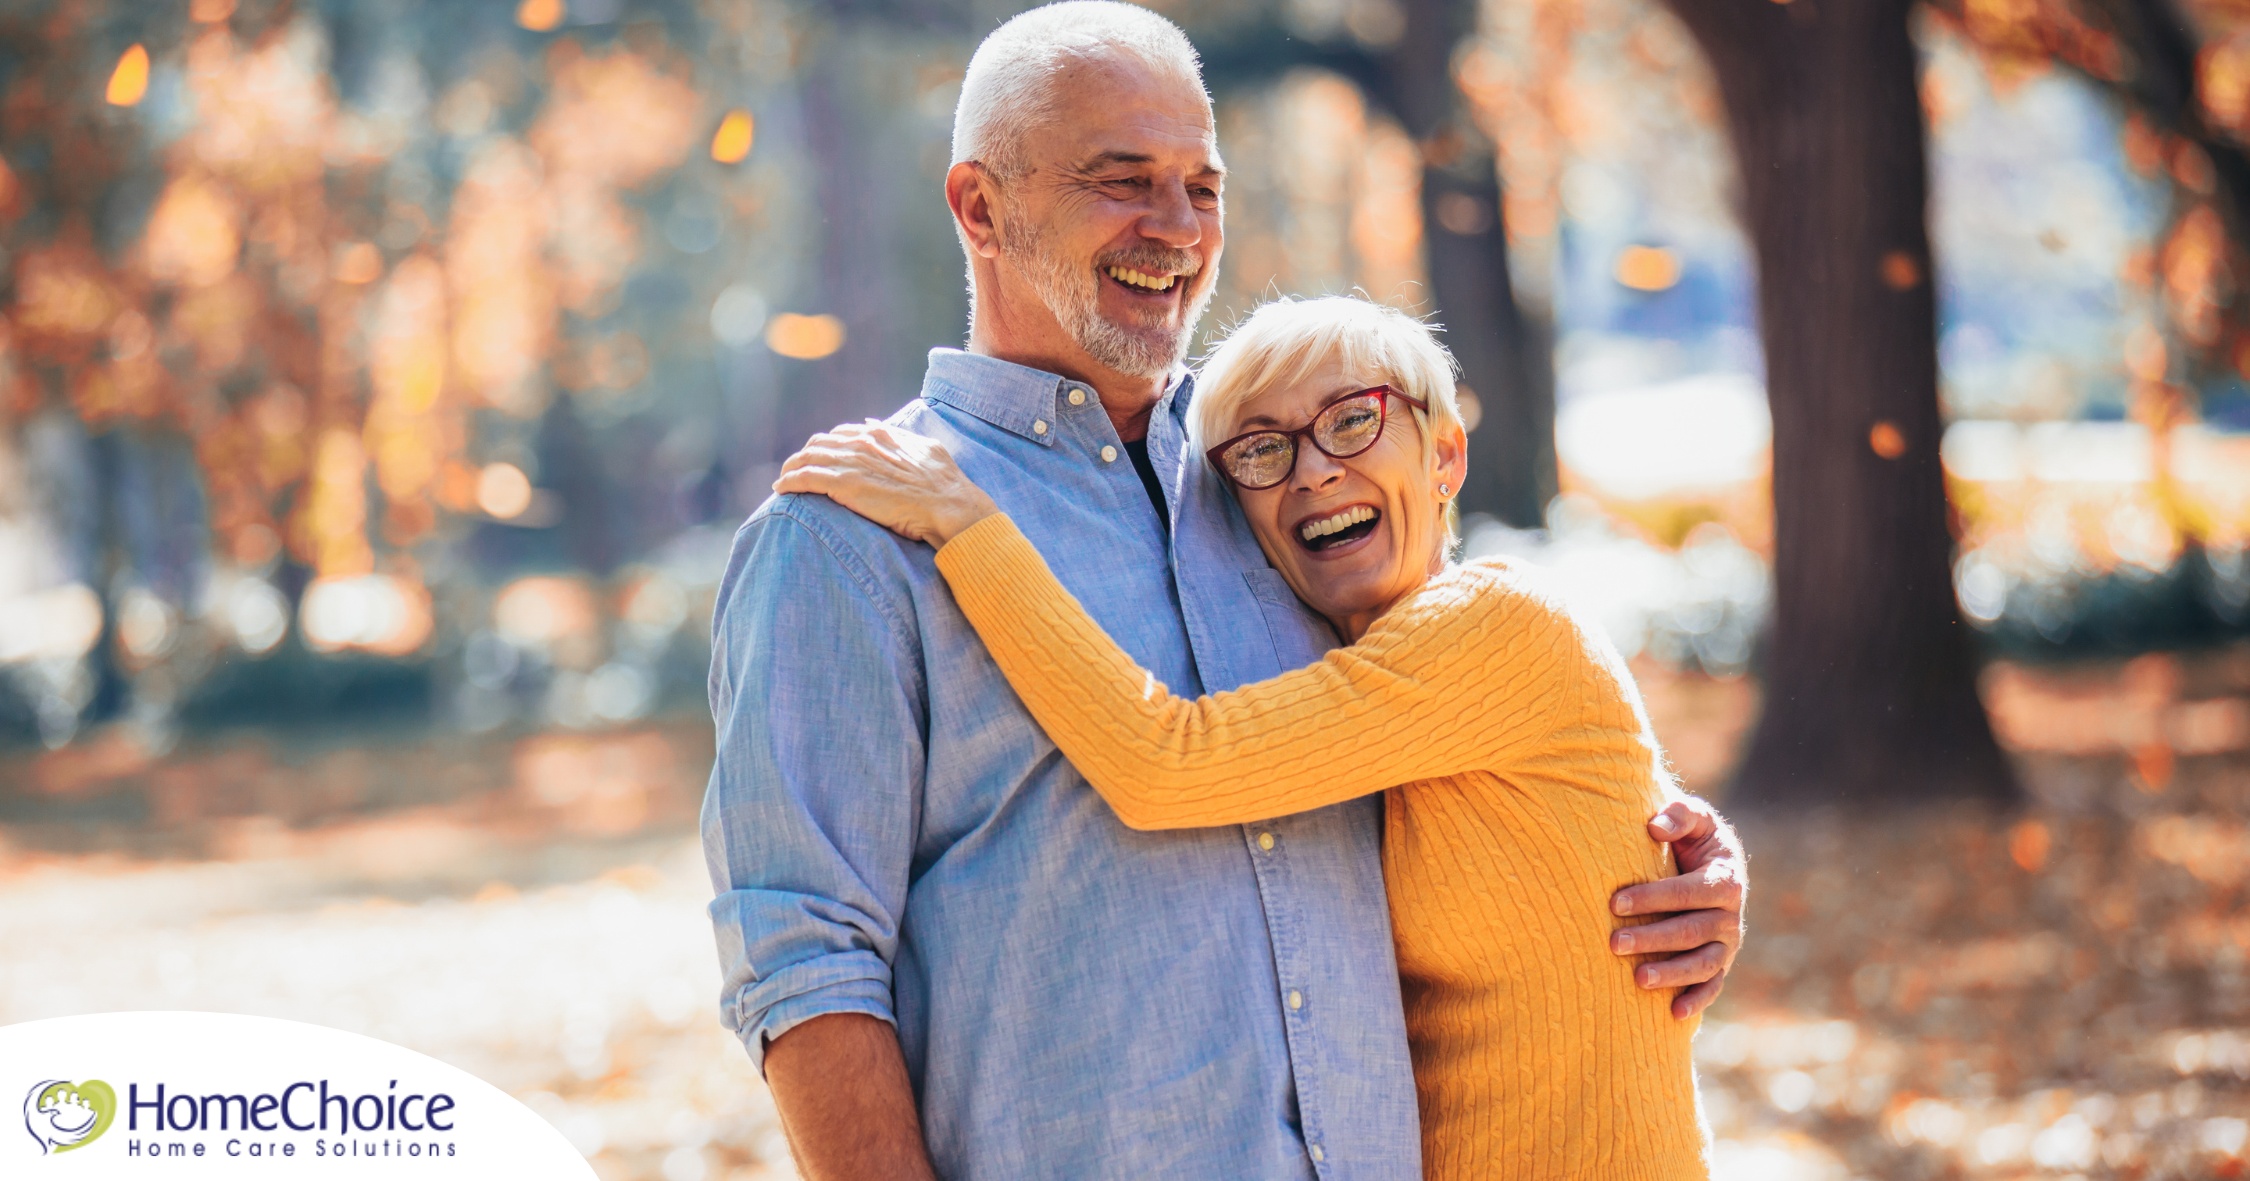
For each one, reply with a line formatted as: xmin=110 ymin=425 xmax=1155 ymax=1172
xmin=1190 ymin=295 xmax=1467 ymax=467
xmin=951 ymin=2 xmax=1207 ymax=182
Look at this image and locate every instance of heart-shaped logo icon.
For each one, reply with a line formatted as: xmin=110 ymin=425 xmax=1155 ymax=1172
xmin=23 ymin=1079 xmax=115 ymax=1155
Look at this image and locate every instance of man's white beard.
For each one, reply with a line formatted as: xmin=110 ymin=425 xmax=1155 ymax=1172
xmin=1002 ymin=204 xmax=1213 ymax=380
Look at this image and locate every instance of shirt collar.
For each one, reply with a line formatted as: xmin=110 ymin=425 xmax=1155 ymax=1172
xmin=1166 ymin=368 xmax=1197 ymax=426
xmin=921 ymin=350 xmax=1069 ymax=447
xmin=921 ymin=348 xmax=1195 ymax=446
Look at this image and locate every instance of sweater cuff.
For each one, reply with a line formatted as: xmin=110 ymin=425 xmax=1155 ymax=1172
xmin=937 ymin=510 xmax=1033 ymax=589
xmin=937 ymin=510 xmax=1020 ymax=565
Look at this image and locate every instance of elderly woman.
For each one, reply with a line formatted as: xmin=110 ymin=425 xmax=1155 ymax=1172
xmin=775 ymin=295 xmax=1707 ymax=1181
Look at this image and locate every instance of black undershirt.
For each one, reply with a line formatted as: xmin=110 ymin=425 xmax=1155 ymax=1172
xmin=1123 ymin=437 xmax=1169 ymax=535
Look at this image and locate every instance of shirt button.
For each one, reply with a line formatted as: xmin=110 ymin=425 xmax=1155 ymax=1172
xmin=1032 ymin=419 xmax=1049 ymax=436
xmin=1257 ymin=832 xmax=1275 ymax=852
xmin=1068 ymin=389 xmax=1087 ymax=406
xmin=1309 ymin=1145 xmax=1325 ymax=1163
xmin=1287 ymin=989 xmax=1303 ymax=1010
xmin=1100 ymin=445 xmax=1118 ymax=463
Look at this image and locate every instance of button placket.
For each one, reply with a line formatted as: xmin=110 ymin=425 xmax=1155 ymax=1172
xmin=1241 ymin=815 xmax=1335 ymax=1176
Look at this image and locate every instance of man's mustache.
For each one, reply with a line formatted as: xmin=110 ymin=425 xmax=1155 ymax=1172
xmin=1095 ymin=247 xmax=1202 ymax=280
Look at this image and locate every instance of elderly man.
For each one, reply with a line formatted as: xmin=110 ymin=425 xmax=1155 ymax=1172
xmin=701 ymin=5 xmax=1746 ymax=1179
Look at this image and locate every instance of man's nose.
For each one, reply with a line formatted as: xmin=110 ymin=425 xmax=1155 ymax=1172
xmin=1138 ymin=178 xmax=1202 ymax=248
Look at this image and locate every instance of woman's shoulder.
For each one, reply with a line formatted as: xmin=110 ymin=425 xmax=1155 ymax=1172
xmin=1445 ymin=555 xmax=1582 ymax=620
xmin=1375 ymin=556 xmax=1590 ymax=650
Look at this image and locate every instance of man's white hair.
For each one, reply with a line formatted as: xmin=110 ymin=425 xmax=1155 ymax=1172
xmin=952 ymin=2 xmax=1208 ymax=181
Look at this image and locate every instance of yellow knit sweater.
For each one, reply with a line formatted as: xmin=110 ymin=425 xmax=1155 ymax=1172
xmin=933 ymin=515 xmax=1707 ymax=1181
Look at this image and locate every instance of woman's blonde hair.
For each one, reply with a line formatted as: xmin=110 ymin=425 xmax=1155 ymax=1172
xmin=1191 ymin=295 xmax=1464 ymax=456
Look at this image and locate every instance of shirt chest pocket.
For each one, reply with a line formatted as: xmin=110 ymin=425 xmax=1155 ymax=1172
xmin=1241 ymin=568 xmax=1337 ymax=673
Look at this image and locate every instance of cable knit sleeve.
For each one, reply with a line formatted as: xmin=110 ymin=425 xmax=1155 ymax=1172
xmin=932 ymin=513 xmax=1584 ymax=830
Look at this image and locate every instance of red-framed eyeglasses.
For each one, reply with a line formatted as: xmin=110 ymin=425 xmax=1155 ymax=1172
xmin=1204 ymin=385 xmax=1430 ymax=491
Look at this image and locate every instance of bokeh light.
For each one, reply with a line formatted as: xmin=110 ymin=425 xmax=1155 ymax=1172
xmin=0 ymin=585 xmax=103 ymax=665
xmin=1614 ymin=244 xmax=1680 ymax=291
xmin=300 ymin=575 xmax=435 ymax=657
xmin=105 ymin=45 xmax=148 ymax=107
xmin=477 ymin=462 xmax=535 ymax=520
xmin=764 ymin=313 xmax=845 ymax=360
xmin=516 ymin=0 xmax=565 ymax=33
xmin=494 ymin=576 xmax=602 ymax=666
xmin=221 ymin=578 xmax=290 ymax=655
xmin=710 ymin=110 xmax=754 ymax=164
xmin=1869 ymin=420 xmax=1908 ymax=459
xmin=709 ymin=284 xmax=767 ymax=348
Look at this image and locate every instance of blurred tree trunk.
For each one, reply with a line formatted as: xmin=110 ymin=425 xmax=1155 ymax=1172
xmin=1385 ymin=0 xmax=1554 ymax=528
xmin=1659 ymin=0 xmax=2016 ymax=804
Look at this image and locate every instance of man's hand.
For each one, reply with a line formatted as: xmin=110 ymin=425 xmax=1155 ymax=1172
xmin=1610 ymin=796 xmax=1746 ymax=1020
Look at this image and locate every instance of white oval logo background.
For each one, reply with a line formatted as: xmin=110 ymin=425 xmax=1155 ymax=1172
xmin=2 ymin=1012 xmax=596 ymax=1179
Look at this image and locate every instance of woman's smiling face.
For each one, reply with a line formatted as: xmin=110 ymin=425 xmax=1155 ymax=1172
xmin=1225 ymin=354 xmax=1467 ymax=641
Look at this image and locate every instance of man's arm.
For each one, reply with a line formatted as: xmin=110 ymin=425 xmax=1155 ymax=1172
xmin=701 ymin=505 xmax=936 ymax=1178
xmin=765 ymin=1014 xmax=938 ymax=1181
xmin=1610 ymin=796 xmax=1747 ymax=1019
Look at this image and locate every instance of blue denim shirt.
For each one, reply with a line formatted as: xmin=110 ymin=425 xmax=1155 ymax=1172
xmin=702 ymin=350 xmax=1420 ymax=1181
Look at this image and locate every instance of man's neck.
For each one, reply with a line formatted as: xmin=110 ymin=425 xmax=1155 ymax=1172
xmin=966 ymin=325 xmax=1166 ymax=442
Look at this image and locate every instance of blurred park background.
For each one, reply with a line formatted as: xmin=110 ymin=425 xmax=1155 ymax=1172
xmin=4 ymin=0 xmax=2250 ymax=1177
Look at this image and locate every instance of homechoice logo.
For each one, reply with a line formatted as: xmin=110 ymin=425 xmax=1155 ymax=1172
xmin=2 ymin=1012 xmax=596 ymax=1179
xmin=23 ymin=1079 xmax=115 ymax=1154
xmin=108 ymin=1078 xmax=462 ymax=1161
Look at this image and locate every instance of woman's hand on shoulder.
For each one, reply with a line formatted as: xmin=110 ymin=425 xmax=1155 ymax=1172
xmin=774 ymin=421 xmax=1000 ymax=547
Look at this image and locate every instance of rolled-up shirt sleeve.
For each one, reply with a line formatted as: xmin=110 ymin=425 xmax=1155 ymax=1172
xmin=700 ymin=503 xmax=925 ymax=1071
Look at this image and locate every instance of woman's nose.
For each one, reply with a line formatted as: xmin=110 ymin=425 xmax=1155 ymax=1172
xmin=1291 ymin=444 xmax=1348 ymax=490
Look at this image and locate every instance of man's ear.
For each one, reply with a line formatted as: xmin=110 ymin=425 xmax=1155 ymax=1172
xmin=947 ymin=162 xmax=1005 ymax=260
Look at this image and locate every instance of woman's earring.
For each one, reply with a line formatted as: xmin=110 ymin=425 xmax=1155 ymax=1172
xmin=1438 ymin=483 xmax=1451 ymax=498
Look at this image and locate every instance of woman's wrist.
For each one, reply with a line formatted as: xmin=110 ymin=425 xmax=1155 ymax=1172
xmin=932 ymin=491 xmax=1001 ymax=546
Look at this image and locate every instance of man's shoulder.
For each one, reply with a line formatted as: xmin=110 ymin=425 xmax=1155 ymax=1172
xmin=733 ymin=393 xmax=1004 ymax=570
xmin=713 ymin=485 xmax=932 ymax=644
xmin=728 ymin=385 xmax=1071 ymax=592
xmin=739 ymin=492 xmax=919 ymax=583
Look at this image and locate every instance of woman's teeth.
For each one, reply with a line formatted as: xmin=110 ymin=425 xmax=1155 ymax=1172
xmin=1105 ymin=265 xmax=1177 ymax=292
xmin=1299 ymin=505 xmax=1376 ymax=543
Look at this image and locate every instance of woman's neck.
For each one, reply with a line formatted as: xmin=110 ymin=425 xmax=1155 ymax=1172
xmin=1327 ymin=544 xmax=1453 ymax=644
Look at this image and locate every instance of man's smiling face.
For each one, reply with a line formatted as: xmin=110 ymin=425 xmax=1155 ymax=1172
xmin=994 ymin=54 xmax=1223 ymax=379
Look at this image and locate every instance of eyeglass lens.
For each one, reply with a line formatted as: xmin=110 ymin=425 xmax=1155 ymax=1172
xmin=1220 ymin=392 xmax=1389 ymax=489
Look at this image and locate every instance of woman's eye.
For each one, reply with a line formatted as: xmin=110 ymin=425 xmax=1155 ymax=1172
xmin=1244 ymin=437 xmax=1289 ymax=460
